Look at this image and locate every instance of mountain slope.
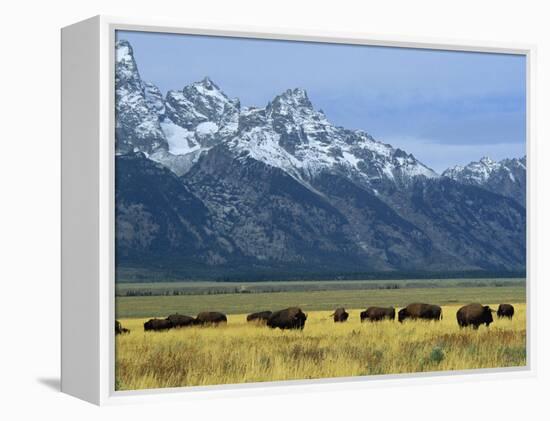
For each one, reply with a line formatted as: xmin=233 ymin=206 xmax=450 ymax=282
xmin=382 ymin=177 xmax=526 ymax=271
xmin=183 ymin=145 xmax=381 ymax=271
xmin=115 ymin=152 xmax=262 ymax=276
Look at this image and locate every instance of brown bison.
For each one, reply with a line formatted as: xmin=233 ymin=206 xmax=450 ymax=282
xmin=267 ymin=307 xmax=307 ymax=330
xmin=331 ymin=307 xmax=349 ymax=322
xmin=456 ymin=303 xmax=494 ymax=329
xmin=115 ymin=320 xmax=130 ymax=335
xmin=167 ymin=313 xmax=196 ymax=327
xmin=360 ymin=306 xmax=395 ymax=322
xmin=398 ymin=303 xmax=442 ymax=323
xmin=497 ymin=304 xmax=515 ymax=319
xmin=195 ymin=311 xmax=227 ymax=325
xmin=246 ymin=311 xmax=272 ymax=323
xmin=144 ymin=318 xmax=172 ymax=331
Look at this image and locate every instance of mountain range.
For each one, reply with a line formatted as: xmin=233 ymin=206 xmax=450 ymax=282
xmin=114 ymin=39 xmax=526 ymax=281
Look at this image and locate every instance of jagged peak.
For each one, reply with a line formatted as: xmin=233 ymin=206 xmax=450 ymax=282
xmin=284 ymin=87 xmax=308 ymax=98
xmin=447 ymin=155 xmax=526 ymax=175
xmin=444 ymin=164 xmax=463 ymax=173
xmin=115 ymin=39 xmax=134 ymax=63
xmin=190 ymin=77 xmax=223 ymax=93
xmin=198 ymin=76 xmax=217 ymax=89
xmin=442 ymin=155 xmax=527 ymax=183
xmin=282 ymin=87 xmax=311 ymax=103
xmin=479 ymin=156 xmax=495 ymax=165
xmin=268 ymin=87 xmax=313 ymax=111
xmin=114 ymin=41 xmax=449 ymax=185
xmin=169 ymin=77 xmax=237 ymax=107
xmin=116 ymin=39 xmax=132 ymax=48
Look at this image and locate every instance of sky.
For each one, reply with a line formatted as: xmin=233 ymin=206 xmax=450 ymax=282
xmin=117 ymin=30 xmax=526 ymax=173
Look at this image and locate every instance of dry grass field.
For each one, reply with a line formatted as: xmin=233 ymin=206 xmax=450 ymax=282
xmin=115 ymin=303 xmax=526 ymax=391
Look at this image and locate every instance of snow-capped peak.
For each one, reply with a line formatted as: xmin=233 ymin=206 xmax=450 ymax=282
xmin=115 ymin=40 xmax=133 ymax=64
xmin=442 ymin=156 xmax=526 ymax=206
xmin=115 ymin=39 xmax=440 ymax=184
xmin=164 ymin=77 xmax=239 ymax=131
xmin=443 ymin=156 xmax=525 ymax=185
xmin=269 ymin=88 xmax=312 ymax=109
xmin=115 ymin=40 xmax=168 ymax=155
xmin=115 ymin=40 xmax=142 ymax=86
xmin=187 ymin=77 xmax=233 ymax=105
xmin=266 ymin=88 xmax=319 ymax=121
xmin=196 ymin=76 xmax=220 ymax=91
xmin=232 ymin=86 xmax=438 ymax=185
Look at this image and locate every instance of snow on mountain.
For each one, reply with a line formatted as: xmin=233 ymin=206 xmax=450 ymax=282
xmin=115 ymin=39 xmax=439 ymax=183
xmin=443 ymin=156 xmax=526 ymax=206
xmin=443 ymin=156 xmax=526 ymax=184
xmin=115 ymin=40 xmax=167 ymax=154
xmin=115 ymin=41 xmax=231 ymax=174
xmin=230 ymin=88 xmax=438 ymax=185
xmin=443 ymin=156 xmax=499 ymax=184
xmin=158 ymin=120 xmax=199 ymax=155
xmin=165 ymin=78 xmax=240 ymax=138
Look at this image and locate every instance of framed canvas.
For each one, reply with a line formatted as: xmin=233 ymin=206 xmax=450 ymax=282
xmin=61 ymin=15 xmax=535 ymax=405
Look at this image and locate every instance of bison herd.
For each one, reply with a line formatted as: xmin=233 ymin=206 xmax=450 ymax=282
xmin=134 ymin=307 xmax=307 ymax=332
xmin=114 ymin=303 xmax=515 ymax=334
xmin=142 ymin=311 xmax=228 ymax=331
xmin=355 ymin=303 xmax=514 ymax=329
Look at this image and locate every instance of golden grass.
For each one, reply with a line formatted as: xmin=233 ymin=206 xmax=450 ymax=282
xmin=115 ymin=304 xmax=526 ymax=391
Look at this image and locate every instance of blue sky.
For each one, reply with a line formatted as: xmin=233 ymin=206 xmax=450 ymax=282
xmin=117 ymin=30 xmax=526 ymax=172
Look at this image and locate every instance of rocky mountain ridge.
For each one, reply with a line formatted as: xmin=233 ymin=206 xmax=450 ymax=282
xmin=443 ymin=156 xmax=527 ymax=206
xmin=114 ymin=39 xmax=526 ymax=280
xmin=115 ymin=40 xmax=438 ymax=188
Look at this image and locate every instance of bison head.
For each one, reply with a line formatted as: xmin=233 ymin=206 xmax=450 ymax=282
xmin=296 ymin=311 xmax=307 ymax=322
xmin=483 ymin=306 xmax=494 ymax=326
xmin=398 ymin=308 xmax=408 ymax=323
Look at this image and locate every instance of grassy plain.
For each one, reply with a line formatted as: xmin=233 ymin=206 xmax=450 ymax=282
xmin=116 ymin=284 xmax=525 ymax=318
xmin=116 ymin=278 xmax=524 ymax=296
xmin=115 ymin=303 xmax=527 ymax=391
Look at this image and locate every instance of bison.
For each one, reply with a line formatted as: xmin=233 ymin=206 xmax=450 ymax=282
xmin=331 ymin=307 xmax=349 ymax=322
xmin=115 ymin=320 xmax=130 ymax=335
xmin=398 ymin=303 xmax=442 ymax=323
xmin=167 ymin=313 xmax=196 ymax=327
xmin=497 ymin=304 xmax=515 ymax=319
xmin=267 ymin=307 xmax=307 ymax=330
xmin=144 ymin=318 xmax=173 ymax=331
xmin=360 ymin=306 xmax=395 ymax=322
xmin=456 ymin=303 xmax=494 ymax=329
xmin=247 ymin=311 xmax=272 ymax=323
xmin=195 ymin=311 xmax=227 ymax=326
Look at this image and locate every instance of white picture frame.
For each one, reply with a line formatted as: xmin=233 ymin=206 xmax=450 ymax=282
xmin=61 ymin=15 xmax=536 ymax=405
